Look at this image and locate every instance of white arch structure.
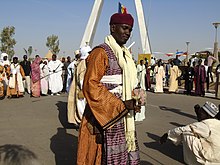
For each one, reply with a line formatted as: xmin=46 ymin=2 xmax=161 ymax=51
xmin=80 ymin=0 xmax=151 ymax=54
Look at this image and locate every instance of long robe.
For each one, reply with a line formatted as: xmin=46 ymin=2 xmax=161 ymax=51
xmin=194 ymin=65 xmax=206 ymax=96
xmin=0 ymin=66 xmax=5 ymax=97
xmin=168 ymin=119 xmax=220 ymax=165
xmin=145 ymin=66 xmax=151 ymax=90
xmin=154 ymin=65 xmax=165 ymax=93
xmin=184 ymin=66 xmax=194 ymax=95
xmin=137 ymin=64 xmax=146 ymax=90
xmin=40 ymin=63 xmax=49 ymax=95
xmin=216 ymin=64 xmax=220 ymax=98
xmin=169 ymin=65 xmax=181 ymax=92
xmin=67 ymin=59 xmax=86 ymax=125
xmin=66 ymin=60 xmax=78 ymax=93
xmin=7 ymin=63 xmax=25 ymax=97
xmin=0 ymin=65 xmax=10 ymax=97
xmin=77 ymin=46 xmax=139 ymax=165
xmin=31 ymin=58 xmax=41 ymax=97
xmin=48 ymin=60 xmax=63 ymax=94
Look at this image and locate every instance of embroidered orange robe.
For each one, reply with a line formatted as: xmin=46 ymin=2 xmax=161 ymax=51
xmin=77 ymin=48 xmax=127 ymax=165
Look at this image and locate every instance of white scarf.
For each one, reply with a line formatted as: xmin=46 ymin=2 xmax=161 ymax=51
xmin=105 ymin=35 xmax=138 ymax=151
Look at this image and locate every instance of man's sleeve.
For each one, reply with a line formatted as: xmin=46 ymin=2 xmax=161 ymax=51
xmin=168 ymin=125 xmax=190 ymax=145
xmin=83 ymin=48 xmax=127 ymax=129
xmin=168 ymin=122 xmax=209 ymax=145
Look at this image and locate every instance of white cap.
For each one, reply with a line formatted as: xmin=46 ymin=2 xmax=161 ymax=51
xmin=74 ymin=50 xmax=80 ymax=55
xmin=80 ymin=46 xmax=92 ymax=60
xmin=202 ymin=101 xmax=219 ymax=117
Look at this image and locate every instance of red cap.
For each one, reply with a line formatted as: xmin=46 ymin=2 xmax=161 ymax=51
xmin=109 ymin=13 xmax=134 ymax=27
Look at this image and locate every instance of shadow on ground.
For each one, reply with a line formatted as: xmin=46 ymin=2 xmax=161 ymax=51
xmin=144 ymin=132 xmax=184 ymax=164
xmin=56 ymin=101 xmax=79 ymax=129
xmin=169 ymin=122 xmax=185 ymax=127
xmin=140 ymin=160 xmax=154 ymax=165
xmin=159 ymin=105 xmax=196 ymax=120
xmin=50 ymin=127 xmax=78 ymax=165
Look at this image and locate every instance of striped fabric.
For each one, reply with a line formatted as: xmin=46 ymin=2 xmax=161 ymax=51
xmin=102 ymin=120 xmax=127 ymax=164
xmin=99 ymin=43 xmax=140 ymax=165
xmin=98 ymin=43 xmax=122 ymax=91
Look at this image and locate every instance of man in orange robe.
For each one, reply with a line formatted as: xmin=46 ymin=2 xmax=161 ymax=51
xmin=77 ymin=13 xmax=141 ymax=165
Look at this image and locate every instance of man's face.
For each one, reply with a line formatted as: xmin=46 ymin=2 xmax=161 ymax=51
xmin=67 ymin=57 xmax=71 ymax=62
xmin=62 ymin=57 xmax=65 ymax=63
xmin=195 ymin=107 xmax=209 ymax=122
xmin=23 ymin=55 xmax=27 ymax=60
xmin=13 ymin=58 xmax=18 ymax=64
xmin=111 ymin=24 xmax=132 ymax=46
xmin=3 ymin=56 xmax=7 ymax=61
xmin=75 ymin=54 xmax=81 ymax=60
xmin=52 ymin=55 xmax=56 ymax=61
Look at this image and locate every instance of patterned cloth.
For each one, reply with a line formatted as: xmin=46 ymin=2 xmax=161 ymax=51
xmin=31 ymin=57 xmax=41 ymax=97
xmin=100 ymin=43 xmax=140 ymax=164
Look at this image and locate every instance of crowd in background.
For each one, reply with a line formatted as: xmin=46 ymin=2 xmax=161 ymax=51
xmin=136 ymin=53 xmax=220 ymax=98
xmin=1 ymin=51 xmax=220 ymax=100
xmin=0 ymin=51 xmax=79 ymax=99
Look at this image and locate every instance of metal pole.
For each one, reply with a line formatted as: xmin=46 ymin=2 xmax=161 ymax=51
xmin=186 ymin=41 xmax=190 ymax=65
xmin=213 ymin=22 xmax=220 ymax=65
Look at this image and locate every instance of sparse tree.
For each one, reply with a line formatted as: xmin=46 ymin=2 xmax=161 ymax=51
xmin=46 ymin=35 xmax=60 ymax=55
xmin=0 ymin=26 xmax=16 ymax=60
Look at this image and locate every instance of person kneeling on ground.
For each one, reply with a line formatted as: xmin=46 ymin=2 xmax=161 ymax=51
xmin=160 ymin=101 xmax=220 ymax=165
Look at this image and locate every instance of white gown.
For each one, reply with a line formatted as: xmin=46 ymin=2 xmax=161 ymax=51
xmin=48 ymin=60 xmax=63 ymax=94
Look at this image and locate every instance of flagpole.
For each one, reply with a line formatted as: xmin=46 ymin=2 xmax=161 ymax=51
xmin=186 ymin=41 xmax=190 ymax=65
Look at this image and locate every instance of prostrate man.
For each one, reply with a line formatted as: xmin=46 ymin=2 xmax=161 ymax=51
xmin=160 ymin=102 xmax=220 ymax=165
xmin=48 ymin=54 xmax=63 ymax=96
xmin=77 ymin=12 xmax=141 ymax=164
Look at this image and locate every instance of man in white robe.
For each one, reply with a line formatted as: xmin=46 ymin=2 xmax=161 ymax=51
xmin=137 ymin=59 xmax=146 ymax=90
xmin=160 ymin=101 xmax=220 ymax=165
xmin=154 ymin=60 xmax=165 ymax=93
xmin=67 ymin=46 xmax=91 ymax=126
xmin=40 ymin=60 xmax=49 ymax=95
xmin=48 ymin=54 xmax=63 ymax=95
xmin=66 ymin=50 xmax=80 ymax=93
xmin=168 ymin=61 xmax=181 ymax=93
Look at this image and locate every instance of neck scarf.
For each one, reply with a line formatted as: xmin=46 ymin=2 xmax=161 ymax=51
xmin=105 ymin=35 xmax=137 ymax=151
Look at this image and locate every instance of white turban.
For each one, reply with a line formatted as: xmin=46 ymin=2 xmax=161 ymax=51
xmin=74 ymin=50 xmax=80 ymax=55
xmin=80 ymin=46 xmax=92 ymax=60
xmin=1 ymin=53 xmax=8 ymax=60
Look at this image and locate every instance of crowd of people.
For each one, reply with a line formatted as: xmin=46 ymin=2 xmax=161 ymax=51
xmin=0 ymin=52 xmax=82 ymax=99
xmin=136 ymin=54 xmax=220 ymax=98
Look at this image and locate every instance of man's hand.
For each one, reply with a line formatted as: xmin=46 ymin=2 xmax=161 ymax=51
xmin=124 ymin=99 xmax=141 ymax=113
xmin=160 ymin=133 xmax=168 ymax=144
xmin=124 ymin=99 xmax=136 ymax=110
